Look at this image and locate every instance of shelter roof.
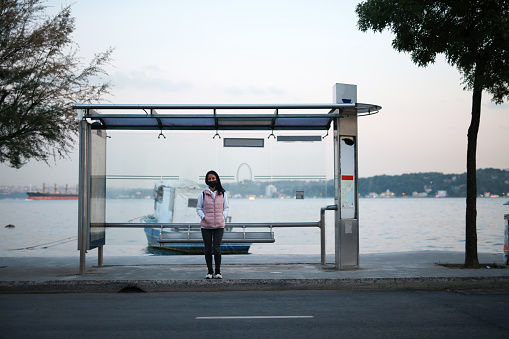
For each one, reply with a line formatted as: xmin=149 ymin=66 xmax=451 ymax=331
xmin=72 ymin=103 xmax=381 ymax=131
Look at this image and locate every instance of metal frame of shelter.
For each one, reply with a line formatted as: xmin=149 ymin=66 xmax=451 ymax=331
xmin=73 ymin=83 xmax=381 ymax=274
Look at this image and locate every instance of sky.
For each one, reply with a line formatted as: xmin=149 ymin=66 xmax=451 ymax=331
xmin=1 ymin=0 xmax=508 ymax=187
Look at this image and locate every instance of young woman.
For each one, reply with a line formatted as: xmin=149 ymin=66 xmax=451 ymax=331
xmin=196 ymin=170 xmax=229 ymax=279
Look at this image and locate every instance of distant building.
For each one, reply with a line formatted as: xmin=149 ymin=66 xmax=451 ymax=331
xmin=435 ymin=190 xmax=447 ymax=198
xmin=265 ymin=184 xmax=277 ymax=198
xmin=381 ymin=189 xmax=395 ymax=198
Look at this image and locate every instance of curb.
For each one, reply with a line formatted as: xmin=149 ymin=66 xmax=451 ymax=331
xmin=1 ymin=276 xmax=509 ymax=294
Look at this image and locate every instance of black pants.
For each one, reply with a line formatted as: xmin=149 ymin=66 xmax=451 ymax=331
xmin=201 ymin=228 xmax=224 ymax=274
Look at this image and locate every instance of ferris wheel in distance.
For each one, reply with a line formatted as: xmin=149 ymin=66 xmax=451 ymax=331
xmin=236 ymin=163 xmax=252 ymax=189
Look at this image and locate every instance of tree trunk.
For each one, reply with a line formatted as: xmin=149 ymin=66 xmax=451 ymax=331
xmin=464 ymin=87 xmax=482 ymax=268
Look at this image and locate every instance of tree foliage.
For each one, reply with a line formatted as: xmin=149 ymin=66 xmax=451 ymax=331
xmin=356 ymin=0 xmax=509 ymax=268
xmin=358 ymin=169 xmax=509 ymax=197
xmin=0 ymin=0 xmax=112 ymax=168
xmin=356 ymin=0 xmax=509 ymax=103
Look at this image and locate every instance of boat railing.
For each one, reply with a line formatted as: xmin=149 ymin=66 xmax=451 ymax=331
xmin=157 ymin=223 xmax=278 ymax=244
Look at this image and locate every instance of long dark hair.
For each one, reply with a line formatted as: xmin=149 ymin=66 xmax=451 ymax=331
xmin=205 ymin=170 xmax=225 ymax=195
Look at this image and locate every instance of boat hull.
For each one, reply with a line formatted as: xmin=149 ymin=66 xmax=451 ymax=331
xmin=27 ymin=192 xmax=78 ymax=200
xmin=144 ymin=227 xmax=250 ymax=254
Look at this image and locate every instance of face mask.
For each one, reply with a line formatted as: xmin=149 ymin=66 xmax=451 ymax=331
xmin=207 ymin=180 xmax=217 ymax=188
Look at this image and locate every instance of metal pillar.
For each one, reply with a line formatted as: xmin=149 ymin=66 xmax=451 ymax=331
xmin=78 ymin=114 xmax=91 ymax=275
xmin=98 ymin=246 xmax=103 ymax=267
xmin=333 ymin=83 xmax=359 ymax=269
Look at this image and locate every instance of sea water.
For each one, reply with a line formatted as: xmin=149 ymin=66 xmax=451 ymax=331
xmin=0 ymin=198 xmax=507 ymax=257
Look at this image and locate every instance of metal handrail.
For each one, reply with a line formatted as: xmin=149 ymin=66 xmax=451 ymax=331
xmin=320 ymin=205 xmax=338 ymax=265
xmin=91 ymin=222 xmax=319 ymax=228
xmin=91 ymin=207 xmax=337 ymax=265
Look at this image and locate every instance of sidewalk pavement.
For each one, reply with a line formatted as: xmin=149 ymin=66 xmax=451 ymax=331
xmin=1 ymin=251 xmax=508 ymax=293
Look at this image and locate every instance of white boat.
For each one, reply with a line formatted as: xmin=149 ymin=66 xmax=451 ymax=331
xmin=143 ymin=179 xmax=250 ymax=254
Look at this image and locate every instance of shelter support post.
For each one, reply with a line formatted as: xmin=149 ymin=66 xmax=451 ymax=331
xmin=333 ymin=83 xmax=359 ymax=270
xmin=98 ymin=246 xmax=103 ymax=267
xmin=78 ymin=116 xmax=91 ymax=275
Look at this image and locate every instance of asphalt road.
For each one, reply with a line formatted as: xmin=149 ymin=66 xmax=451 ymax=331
xmin=1 ymin=290 xmax=509 ymax=338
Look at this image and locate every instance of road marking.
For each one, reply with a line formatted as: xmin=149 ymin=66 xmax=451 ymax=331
xmin=196 ymin=316 xmax=313 ymax=320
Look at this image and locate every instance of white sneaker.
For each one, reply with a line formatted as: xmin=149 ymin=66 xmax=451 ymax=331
xmin=214 ymin=273 xmax=222 ymax=279
xmin=205 ymin=273 xmax=213 ymax=279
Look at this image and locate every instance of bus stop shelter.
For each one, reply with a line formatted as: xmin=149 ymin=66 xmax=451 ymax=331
xmin=73 ymin=83 xmax=381 ymax=274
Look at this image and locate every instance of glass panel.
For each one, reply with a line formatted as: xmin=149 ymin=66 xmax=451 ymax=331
xmin=100 ymin=117 xmax=159 ymax=128
xmin=218 ymin=118 xmax=273 ymax=127
xmin=89 ymin=128 xmax=107 ymax=249
xmin=94 ymin=115 xmax=333 ymax=130
xmin=275 ymin=117 xmax=331 ymax=128
xmin=161 ymin=117 xmax=215 ymax=127
xmin=104 ymin=130 xmax=219 ymax=222
xmin=102 ymin=129 xmax=334 ymax=254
